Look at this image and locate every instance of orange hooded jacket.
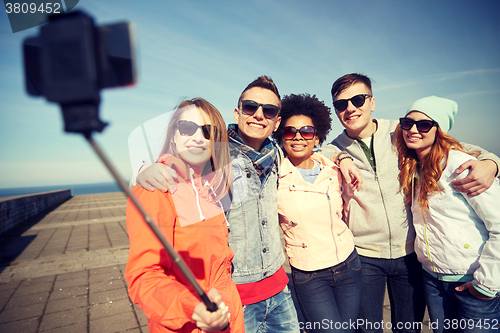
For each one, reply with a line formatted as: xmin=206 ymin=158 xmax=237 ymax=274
xmin=125 ymin=155 xmax=244 ymax=333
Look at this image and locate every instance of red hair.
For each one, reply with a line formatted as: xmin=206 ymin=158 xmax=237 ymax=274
xmin=394 ymin=125 xmax=477 ymax=209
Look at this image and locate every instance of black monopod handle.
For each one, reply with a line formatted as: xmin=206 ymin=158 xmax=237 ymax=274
xmin=84 ymin=133 xmax=218 ymax=312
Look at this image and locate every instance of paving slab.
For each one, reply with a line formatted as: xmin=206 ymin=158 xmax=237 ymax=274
xmin=0 ymin=302 xmax=45 ymax=323
xmin=89 ymin=310 xmax=138 ymax=333
xmin=45 ymin=294 xmax=88 ymax=314
xmin=4 ymin=291 xmax=49 ymax=309
xmin=89 ymin=297 xmax=133 ymax=320
xmin=38 ymin=307 xmax=87 ymax=331
xmin=40 ymin=322 xmax=87 ymax=333
xmin=0 ymin=316 xmax=39 ymax=333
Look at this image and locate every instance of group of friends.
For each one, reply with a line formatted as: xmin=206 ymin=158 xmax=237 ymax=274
xmin=124 ymin=73 xmax=500 ymax=333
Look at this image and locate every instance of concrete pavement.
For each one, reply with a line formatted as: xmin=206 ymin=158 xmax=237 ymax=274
xmin=0 ymin=192 xmax=430 ymax=333
xmin=0 ymin=192 xmax=147 ymax=333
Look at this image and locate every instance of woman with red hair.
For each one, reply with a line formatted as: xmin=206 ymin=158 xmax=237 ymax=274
xmin=395 ymin=96 xmax=500 ymax=333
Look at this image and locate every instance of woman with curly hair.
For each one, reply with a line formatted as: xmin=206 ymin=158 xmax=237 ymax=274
xmin=273 ymin=93 xmax=362 ymax=333
xmin=395 ymin=96 xmax=500 ymax=333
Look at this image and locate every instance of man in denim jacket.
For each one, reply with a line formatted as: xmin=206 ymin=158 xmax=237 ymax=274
xmin=134 ymin=76 xmax=300 ymax=332
xmin=226 ymin=76 xmax=299 ymax=332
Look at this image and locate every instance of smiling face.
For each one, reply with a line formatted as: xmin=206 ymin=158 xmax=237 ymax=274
xmin=233 ymin=87 xmax=281 ymax=150
xmin=174 ymin=106 xmax=212 ymax=168
xmin=282 ymin=115 xmax=319 ymax=168
xmin=402 ymin=111 xmax=437 ymax=161
xmin=334 ymin=82 xmax=376 ymax=139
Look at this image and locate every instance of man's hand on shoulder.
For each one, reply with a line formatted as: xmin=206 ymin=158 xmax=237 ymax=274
xmin=451 ymin=159 xmax=497 ymax=196
xmin=137 ymin=163 xmax=178 ymax=192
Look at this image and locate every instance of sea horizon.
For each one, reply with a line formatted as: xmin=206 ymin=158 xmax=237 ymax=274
xmin=0 ymin=181 xmax=124 ymax=199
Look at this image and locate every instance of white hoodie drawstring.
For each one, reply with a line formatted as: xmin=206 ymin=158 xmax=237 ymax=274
xmin=205 ymin=180 xmax=230 ymax=228
xmin=189 ymin=168 xmax=205 ymax=221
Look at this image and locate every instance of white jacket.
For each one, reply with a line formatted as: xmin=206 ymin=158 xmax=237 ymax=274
xmin=412 ymin=150 xmax=500 ymax=296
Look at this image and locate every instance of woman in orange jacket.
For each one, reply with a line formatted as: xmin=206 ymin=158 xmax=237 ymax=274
xmin=125 ymin=98 xmax=244 ymax=333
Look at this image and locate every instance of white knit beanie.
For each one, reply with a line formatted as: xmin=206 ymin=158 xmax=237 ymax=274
xmin=406 ymin=96 xmax=458 ymax=133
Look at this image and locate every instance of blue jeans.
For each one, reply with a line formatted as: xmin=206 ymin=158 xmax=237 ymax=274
xmin=422 ymin=269 xmax=500 ymax=333
xmin=243 ymin=285 xmax=300 ymax=333
xmin=292 ymin=249 xmax=362 ymax=333
xmin=357 ymin=253 xmax=426 ymax=333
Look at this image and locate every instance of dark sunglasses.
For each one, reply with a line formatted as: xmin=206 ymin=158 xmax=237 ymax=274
xmin=399 ymin=118 xmax=437 ymax=133
xmin=240 ymin=100 xmax=280 ymax=119
xmin=176 ymin=120 xmax=213 ymax=139
xmin=333 ymin=94 xmax=372 ymax=112
xmin=283 ymin=126 xmax=316 ymax=140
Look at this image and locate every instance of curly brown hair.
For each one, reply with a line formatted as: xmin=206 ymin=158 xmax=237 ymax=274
xmin=272 ymin=93 xmax=332 ymax=146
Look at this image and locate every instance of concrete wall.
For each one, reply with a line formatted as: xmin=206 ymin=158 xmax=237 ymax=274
xmin=0 ymin=190 xmax=71 ymax=236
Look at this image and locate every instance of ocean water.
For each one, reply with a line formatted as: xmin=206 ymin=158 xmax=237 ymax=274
xmin=0 ymin=182 xmax=123 ymax=199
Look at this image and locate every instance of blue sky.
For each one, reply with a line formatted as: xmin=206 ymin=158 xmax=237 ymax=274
xmin=1 ymin=0 xmax=499 ymax=188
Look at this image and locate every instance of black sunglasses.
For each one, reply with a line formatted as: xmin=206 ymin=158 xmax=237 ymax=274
xmin=333 ymin=94 xmax=372 ymax=112
xmin=283 ymin=126 xmax=316 ymax=140
xmin=240 ymin=100 xmax=280 ymax=119
xmin=399 ymin=118 xmax=437 ymax=133
xmin=176 ymin=120 xmax=213 ymax=139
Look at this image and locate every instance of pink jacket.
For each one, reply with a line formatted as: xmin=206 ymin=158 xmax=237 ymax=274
xmin=277 ymin=153 xmax=354 ymax=271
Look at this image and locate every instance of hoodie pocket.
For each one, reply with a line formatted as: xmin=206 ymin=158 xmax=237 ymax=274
xmin=345 ymin=199 xmax=358 ymax=231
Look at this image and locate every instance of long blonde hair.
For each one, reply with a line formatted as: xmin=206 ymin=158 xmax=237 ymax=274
xmin=395 ymin=125 xmax=477 ymax=209
xmin=160 ymin=98 xmax=232 ymax=201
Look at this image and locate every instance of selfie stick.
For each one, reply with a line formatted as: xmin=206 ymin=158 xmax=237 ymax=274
xmin=84 ymin=133 xmax=218 ymax=312
xmin=22 ymin=10 xmax=218 ymax=313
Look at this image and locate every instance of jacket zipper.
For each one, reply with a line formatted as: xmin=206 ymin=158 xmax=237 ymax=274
xmin=283 ymin=221 xmax=297 ymax=232
xmin=326 ymin=185 xmax=339 ymax=262
xmin=421 ymin=210 xmax=435 ymax=271
xmin=337 ymin=226 xmax=349 ymax=241
xmin=286 ymin=242 xmax=307 ymax=248
xmin=413 ymin=174 xmax=435 ymax=272
xmin=354 ymin=139 xmax=393 ymax=256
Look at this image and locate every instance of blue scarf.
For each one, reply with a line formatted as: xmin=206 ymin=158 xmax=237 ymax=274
xmin=227 ymin=123 xmax=277 ymax=183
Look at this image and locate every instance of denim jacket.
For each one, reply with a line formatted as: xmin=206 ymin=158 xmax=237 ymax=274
xmin=226 ymin=141 xmax=285 ymax=284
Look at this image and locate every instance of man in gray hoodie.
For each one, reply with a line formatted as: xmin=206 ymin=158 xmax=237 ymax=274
xmin=320 ymin=73 xmax=500 ymax=333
